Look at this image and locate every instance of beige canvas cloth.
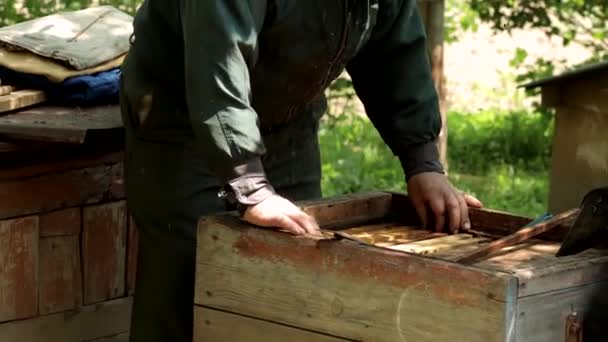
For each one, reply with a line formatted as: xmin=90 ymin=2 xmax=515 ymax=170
xmin=0 ymin=46 xmax=125 ymax=82
xmin=0 ymin=6 xmax=133 ymax=71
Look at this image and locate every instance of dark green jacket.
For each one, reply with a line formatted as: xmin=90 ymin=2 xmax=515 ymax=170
xmin=125 ymin=0 xmax=443 ymax=204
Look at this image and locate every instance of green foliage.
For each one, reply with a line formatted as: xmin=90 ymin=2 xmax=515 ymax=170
xmin=320 ymin=113 xmax=403 ymax=196
xmin=447 ymin=110 xmax=554 ymax=174
xmin=444 ymin=0 xmax=480 ymax=43
xmin=469 ymin=0 xmax=608 ymax=54
xmin=319 ymin=110 xmax=552 ymax=217
xmin=449 ymin=167 xmax=549 ymax=217
xmin=468 ymin=0 xmax=608 ymax=96
xmin=0 ymin=0 xmax=141 ymax=26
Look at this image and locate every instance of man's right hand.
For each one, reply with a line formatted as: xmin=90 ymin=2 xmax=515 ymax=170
xmin=242 ymin=194 xmax=321 ymax=236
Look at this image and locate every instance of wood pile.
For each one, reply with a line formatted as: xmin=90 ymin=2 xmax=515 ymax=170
xmin=0 ymin=79 xmax=46 ymax=114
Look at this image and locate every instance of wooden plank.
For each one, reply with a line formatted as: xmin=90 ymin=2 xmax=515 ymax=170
xmin=388 ymin=234 xmax=489 ymax=255
xmin=515 ymin=282 xmax=608 ymax=341
xmin=0 ymin=150 xmax=123 ymax=181
xmin=432 ymin=241 xmax=493 ymax=261
xmin=0 ymin=89 xmax=46 ymax=113
xmin=0 ymin=141 xmax=50 ymax=157
xmin=194 ymin=306 xmax=353 ymax=342
xmin=0 ymin=164 xmax=121 ymax=220
xmin=195 ymin=216 xmax=518 ymax=342
xmin=0 ymin=297 xmax=132 ymax=342
xmin=300 ymin=192 xmax=393 ymax=229
xmin=456 ymin=208 xmax=580 ymax=264
xmin=40 ymin=207 xmax=81 ymax=237
xmin=549 ymin=103 xmax=608 ymax=214
xmin=541 ymin=85 xmax=561 ymax=107
xmin=83 ymin=201 xmax=127 ymax=304
xmin=342 ymin=225 xmax=444 ymax=246
xmin=39 ymin=235 xmax=83 ymax=315
xmin=0 ymin=105 xmax=121 ymax=143
xmin=0 ymin=85 xmax=15 ymax=96
xmin=0 ymin=216 xmax=39 ymax=323
xmin=388 ymin=192 xmax=573 ymax=240
xmin=561 ymin=75 xmax=608 ymax=110
xmin=477 ymin=242 xmax=608 ymax=297
xmin=339 ymin=222 xmax=404 ymax=234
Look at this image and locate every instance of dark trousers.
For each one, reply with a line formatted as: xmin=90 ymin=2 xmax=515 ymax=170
xmin=120 ymin=73 xmax=322 ymax=341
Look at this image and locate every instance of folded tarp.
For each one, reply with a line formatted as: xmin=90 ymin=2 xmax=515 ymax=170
xmin=0 ymin=6 xmax=133 ymax=70
xmin=0 ymin=67 xmax=120 ymax=106
xmin=0 ymin=46 xmax=125 ymax=83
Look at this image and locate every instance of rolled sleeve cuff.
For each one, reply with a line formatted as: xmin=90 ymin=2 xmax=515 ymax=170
xmin=398 ymin=141 xmax=445 ymax=181
xmin=219 ymin=157 xmax=276 ymax=206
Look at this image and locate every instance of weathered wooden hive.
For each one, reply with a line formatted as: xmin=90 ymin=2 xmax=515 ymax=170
xmin=523 ymin=61 xmax=608 ymax=214
xmin=194 ymin=192 xmax=608 ymax=342
xmin=0 ymin=98 xmax=134 ymax=342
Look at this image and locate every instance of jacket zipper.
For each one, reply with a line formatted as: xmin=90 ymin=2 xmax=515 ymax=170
xmin=283 ymin=0 xmax=352 ymax=123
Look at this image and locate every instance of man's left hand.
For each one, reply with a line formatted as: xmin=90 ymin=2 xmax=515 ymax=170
xmin=407 ymin=172 xmax=483 ymax=233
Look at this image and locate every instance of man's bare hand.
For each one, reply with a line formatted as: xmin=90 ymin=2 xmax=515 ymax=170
xmin=243 ymin=194 xmax=321 ymax=236
xmin=407 ymin=172 xmax=483 ymax=233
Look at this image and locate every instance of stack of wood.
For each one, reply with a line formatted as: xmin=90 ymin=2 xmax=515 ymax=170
xmin=0 ymin=79 xmax=46 ymax=114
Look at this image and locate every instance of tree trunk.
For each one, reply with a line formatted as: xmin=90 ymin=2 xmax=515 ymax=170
xmin=418 ymin=0 xmax=448 ymax=172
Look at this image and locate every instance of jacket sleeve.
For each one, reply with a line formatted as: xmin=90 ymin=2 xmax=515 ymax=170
xmin=346 ymin=0 xmax=444 ymax=180
xmin=180 ymin=0 xmax=275 ymax=205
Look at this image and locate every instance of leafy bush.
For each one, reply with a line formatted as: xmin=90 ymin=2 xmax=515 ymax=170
xmin=320 ymin=113 xmax=403 ymax=196
xmin=319 ymin=110 xmax=552 ymax=217
xmin=447 ymin=109 xmax=554 ymax=174
xmin=1 ymin=0 xmax=140 ymax=26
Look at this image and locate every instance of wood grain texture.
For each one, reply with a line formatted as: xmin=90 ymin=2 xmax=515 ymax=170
xmin=300 ymin=192 xmax=393 ymax=229
xmin=432 ymin=241 xmax=492 ymax=261
xmin=0 ymin=216 xmax=39 ymax=323
xmin=388 ymin=234 xmax=489 ymax=255
xmin=339 ymin=222 xmax=404 ymax=234
xmin=0 ymin=105 xmax=121 ymax=143
xmin=342 ymin=224 xmax=445 ymax=246
xmin=194 ymin=307 xmax=353 ymax=342
xmin=515 ymin=282 xmax=608 ymax=342
xmin=0 ymin=89 xmax=46 ymax=113
xmin=549 ymin=103 xmax=608 ymax=214
xmin=195 ymin=216 xmax=518 ymax=342
xmin=388 ymin=192 xmax=577 ymax=241
xmin=40 ymin=208 xmax=81 ymax=237
xmin=477 ymin=242 xmax=608 ymax=297
xmin=0 ymin=297 xmax=132 ymax=342
xmin=0 ymin=150 xmax=123 ymax=182
xmin=83 ymin=201 xmax=127 ymax=304
xmin=0 ymin=85 xmax=15 ymax=96
xmin=39 ymin=235 xmax=83 ymax=315
xmin=456 ymin=208 xmax=581 ymax=264
xmin=0 ymin=164 xmax=120 ymax=220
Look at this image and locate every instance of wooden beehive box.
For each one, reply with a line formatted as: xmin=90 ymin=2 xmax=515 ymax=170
xmin=523 ymin=61 xmax=608 ymax=214
xmin=194 ymin=192 xmax=608 ymax=342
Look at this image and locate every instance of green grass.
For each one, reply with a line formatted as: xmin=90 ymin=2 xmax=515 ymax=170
xmin=319 ymin=110 xmax=552 ymax=218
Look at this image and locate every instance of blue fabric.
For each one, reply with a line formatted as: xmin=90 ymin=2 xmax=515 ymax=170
xmin=0 ymin=67 xmax=120 ymax=106
xmin=525 ymin=213 xmax=553 ymax=227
